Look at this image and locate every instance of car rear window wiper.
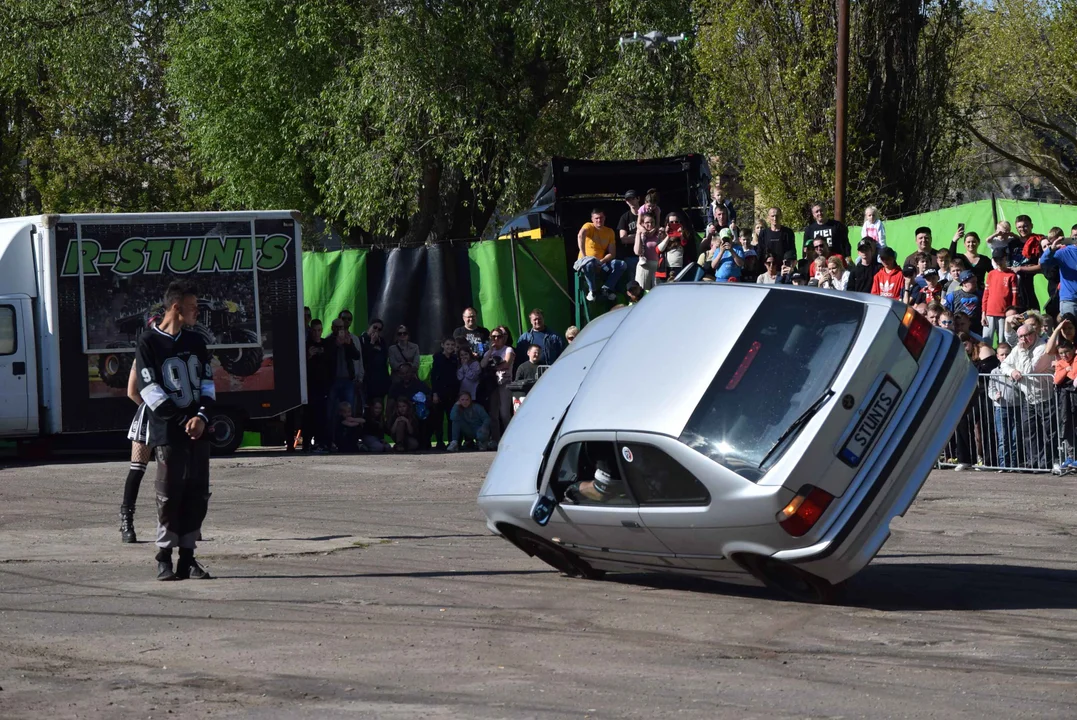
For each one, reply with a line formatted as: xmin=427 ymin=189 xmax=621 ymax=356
xmin=757 ymin=390 xmax=835 ymax=470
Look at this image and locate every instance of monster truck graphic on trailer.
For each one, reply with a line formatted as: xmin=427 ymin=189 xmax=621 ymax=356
xmin=97 ymin=299 xmax=264 ymax=389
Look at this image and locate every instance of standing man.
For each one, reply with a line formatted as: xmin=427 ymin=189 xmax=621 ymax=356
xmin=514 ymin=308 xmax=566 ymax=366
xmin=1013 ymin=214 xmax=1044 ymax=311
xmin=360 ymin=319 xmax=390 ymax=409
xmin=803 ymin=201 xmax=851 ymax=258
xmin=616 ymin=190 xmax=642 ymax=281
xmin=1040 ymin=234 xmax=1077 ymax=317
xmin=136 ymin=281 xmax=215 ymax=581
xmin=575 ymin=209 xmax=625 ymax=302
xmin=338 ymin=310 xmax=365 ymax=407
xmin=321 ymin=317 xmax=362 ymax=450
xmin=901 ymin=227 xmax=938 ymax=273
xmin=755 ymin=207 xmax=796 ymax=261
xmin=453 ymin=307 xmax=490 ymax=354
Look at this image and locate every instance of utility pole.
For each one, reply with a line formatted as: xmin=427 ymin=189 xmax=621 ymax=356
xmin=834 ymin=0 xmax=850 ymax=222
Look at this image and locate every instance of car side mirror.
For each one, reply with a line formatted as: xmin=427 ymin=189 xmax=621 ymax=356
xmin=530 ymin=494 xmax=558 ymax=526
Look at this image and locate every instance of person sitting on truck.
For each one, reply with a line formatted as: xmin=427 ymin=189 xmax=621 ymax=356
xmin=575 ymin=209 xmax=626 ymax=302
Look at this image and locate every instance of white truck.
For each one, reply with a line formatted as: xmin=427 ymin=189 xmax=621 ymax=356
xmin=0 ymin=211 xmax=307 ymax=455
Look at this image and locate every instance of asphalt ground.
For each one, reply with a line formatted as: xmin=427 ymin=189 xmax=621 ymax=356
xmin=1 ymin=452 xmax=1075 ymax=719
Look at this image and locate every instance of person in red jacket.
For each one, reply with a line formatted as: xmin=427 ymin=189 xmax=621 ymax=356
xmin=982 ymin=247 xmax=1020 ymax=345
xmin=871 ymin=246 xmax=904 ymax=300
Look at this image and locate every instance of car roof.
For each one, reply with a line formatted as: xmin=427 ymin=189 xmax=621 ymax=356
xmin=558 ymin=282 xmax=894 ymax=437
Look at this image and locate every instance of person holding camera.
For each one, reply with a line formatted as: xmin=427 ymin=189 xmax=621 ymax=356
xmin=320 ymin=318 xmax=362 ymax=452
xmin=633 ymin=212 xmax=662 ymax=289
xmin=655 ymin=212 xmax=688 ymax=283
xmin=848 ymin=239 xmax=882 ymax=293
xmin=480 ymin=325 xmax=515 ymax=447
xmin=710 ymin=228 xmax=745 ymax=282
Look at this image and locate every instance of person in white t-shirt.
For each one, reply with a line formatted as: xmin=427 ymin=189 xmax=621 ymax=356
xmin=861 ymin=205 xmax=886 ymax=249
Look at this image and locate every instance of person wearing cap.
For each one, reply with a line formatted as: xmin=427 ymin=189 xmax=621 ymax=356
xmin=920 ymin=267 xmax=945 ymax=306
xmin=774 ymin=250 xmax=798 ymax=284
xmin=1041 ymin=232 xmax=1077 ymax=318
xmin=944 ymin=270 xmax=983 ymax=321
xmin=617 ymin=190 xmax=642 ymax=280
xmin=848 ymin=238 xmax=881 ymax=294
xmin=982 ymin=247 xmax=1020 ymax=345
xmin=871 ymin=247 xmax=904 ymax=300
xmin=710 ymin=227 xmax=745 ymax=282
xmin=387 ymin=325 xmax=420 ymax=377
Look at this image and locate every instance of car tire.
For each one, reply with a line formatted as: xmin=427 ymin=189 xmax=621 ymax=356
xmin=207 ymin=410 xmax=244 ymax=456
xmin=99 ymin=343 xmax=135 ymax=388
xmin=499 ymin=525 xmax=606 ymax=580
xmin=735 ymin=554 xmax=843 ymax=604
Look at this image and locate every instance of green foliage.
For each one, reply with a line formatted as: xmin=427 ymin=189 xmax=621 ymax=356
xmin=696 ymin=0 xmax=966 ymax=222
xmin=959 ymin=0 xmax=1077 ymax=202
xmin=0 ymin=1 xmax=212 ymax=215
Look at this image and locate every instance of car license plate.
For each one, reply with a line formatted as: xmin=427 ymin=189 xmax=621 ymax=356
xmin=840 ymin=378 xmax=902 ymax=467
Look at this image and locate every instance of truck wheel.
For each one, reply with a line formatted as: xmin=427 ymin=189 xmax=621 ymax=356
xmin=207 ymin=411 xmax=244 ymax=456
xmin=499 ymin=525 xmax=606 ymax=580
xmin=216 ymin=329 xmax=264 ymax=377
xmin=99 ymin=343 xmax=134 ymax=389
xmin=734 ymin=554 xmax=844 ymax=604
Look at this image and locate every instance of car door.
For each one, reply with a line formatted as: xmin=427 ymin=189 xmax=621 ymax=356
xmin=540 ymin=432 xmax=678 ymax=569
xmin=0 ymin=296 xmax=37 ymax=435
xmin=617 ymin=432 xmax=778 ymax=579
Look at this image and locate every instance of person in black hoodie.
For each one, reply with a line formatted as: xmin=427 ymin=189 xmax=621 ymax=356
xmin=848 ymin=239 xmax=882 ymax=294
xmin=318 ymin=319 xmax=362 ymax=452
xmin=429 ymin=338 xmax=460 ymax=450
xmin=360 ymin=319 xmax=390 ymax=409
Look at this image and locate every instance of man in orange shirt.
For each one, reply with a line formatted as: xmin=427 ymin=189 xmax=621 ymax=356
xmin=575 ymin=209 xmax=626 ymax=301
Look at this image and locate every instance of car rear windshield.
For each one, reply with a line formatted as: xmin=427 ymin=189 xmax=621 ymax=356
xmin=679 ymin=291 xmax=864 ymax=482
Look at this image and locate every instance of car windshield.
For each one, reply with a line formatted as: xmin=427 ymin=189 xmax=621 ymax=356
xmin=679 ymin=291 xmax=864 ymax=482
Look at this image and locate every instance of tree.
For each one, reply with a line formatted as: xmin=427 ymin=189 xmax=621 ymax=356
xmin=695 ymin=0 xmax=967 ymax=222
xmin=959 ymin=0 xmax=1077 ymax=203
xmin=0 ymin=1 xmax=211 ymax=216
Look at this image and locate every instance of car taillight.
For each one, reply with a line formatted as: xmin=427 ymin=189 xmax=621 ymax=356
xmin=899 ymin=307 xmax=932 ymax=361
xmin=777 ymin=485 xmax=834 ymax=537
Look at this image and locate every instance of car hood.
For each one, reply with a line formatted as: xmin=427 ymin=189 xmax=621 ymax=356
xmin=559 ymin=283 xmax=768 ymax=437
xmin=479 ymin=340 xmax=606 ymax=497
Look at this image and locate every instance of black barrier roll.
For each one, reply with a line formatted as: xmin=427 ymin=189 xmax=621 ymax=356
xmin=366 ymin=245 xmax=473 ymax=354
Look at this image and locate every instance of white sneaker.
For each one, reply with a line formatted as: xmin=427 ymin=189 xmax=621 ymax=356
xmin=585 ymin=291 xmax=595 ymax=302
xmin=446 ymin=441 xmax=459 ymax=452
xmin=953 ymin=463 xmax=968 ymax=472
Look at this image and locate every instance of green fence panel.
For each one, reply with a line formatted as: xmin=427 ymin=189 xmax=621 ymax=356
xmin=846 ymin=199 xmax=996 ymax=266
xmin=302 ymin=249 xmax=369 ymax=330
xmin=468 ymin=238 xmax=573 ymax=337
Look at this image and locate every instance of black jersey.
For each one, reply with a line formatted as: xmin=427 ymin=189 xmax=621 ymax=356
xmin=135 ymin=324 xmax=215 ymax=449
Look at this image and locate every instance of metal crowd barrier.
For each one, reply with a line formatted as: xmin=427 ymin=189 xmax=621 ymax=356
xmin=938 ymin=372 xmax=1075 ymax=474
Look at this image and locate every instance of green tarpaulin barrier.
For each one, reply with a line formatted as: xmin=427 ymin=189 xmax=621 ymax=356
xmin=468 ymin=238 xmax=573 ymax=338
xmin=302 ymin=249 xmax=369 ymax=331
xmin=847 ymin=199 xmax=997 ymax=266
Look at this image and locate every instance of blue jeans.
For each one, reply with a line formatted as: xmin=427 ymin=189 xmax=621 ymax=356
xmin=578 ymin=256 xmax=626 ymax=295
xmin=993 ymin=405 xmax=1020 ymax=468
xmin=1062 ymin=299 xmax=1077 ymax=318
xmin=326 ymin=378 xmax=356 ymax=446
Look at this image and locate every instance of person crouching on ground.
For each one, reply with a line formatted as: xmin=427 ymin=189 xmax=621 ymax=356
xmin=389 ymin=397 xmax=420 ymax=452
xmin=447 ymin=391 xmax=492 ymax=452
xmin=362 ymin=399 xmax=390 ymax=452
xmin=335 ymin=401 xmax=364 ymax=453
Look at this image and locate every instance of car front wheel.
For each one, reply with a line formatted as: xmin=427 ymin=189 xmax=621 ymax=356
xmin=500 ymin=525 xmax=606 ymax=580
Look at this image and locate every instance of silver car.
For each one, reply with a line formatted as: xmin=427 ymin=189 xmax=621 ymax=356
xmin=477 ymin=282 xmax=977 ymax=602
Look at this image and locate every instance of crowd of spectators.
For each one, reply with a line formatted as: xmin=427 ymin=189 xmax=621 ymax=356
xmin=297 ymin=181 xmax=1077 ymax=472
xmin=293 ymin=305 xmax=574 ymax=454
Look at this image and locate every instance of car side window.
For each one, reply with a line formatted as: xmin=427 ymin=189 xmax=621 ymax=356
xmin=618 ymin=443 xmax=710 ymax=505
xmin=0 ymin=306 xmax=15 ymax=355
xmin=552 ymin=441 xmax=633 ymax=506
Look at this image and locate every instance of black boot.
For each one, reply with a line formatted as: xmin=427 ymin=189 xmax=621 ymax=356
xmin=176 ymin=548 xmax=211 ymax=580
xmin=119 ymin=506 xmax=137 ymax=544
xmin=156 ymin=548 xmax=175 ymax=581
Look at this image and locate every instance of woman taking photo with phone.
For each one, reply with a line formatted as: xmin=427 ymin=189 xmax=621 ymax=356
xmin=950 ymin=225 xmax=992 ymax=287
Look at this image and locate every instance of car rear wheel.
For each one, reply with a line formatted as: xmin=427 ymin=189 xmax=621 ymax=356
xmin=735 ymin=554 xmax=843 ymax=604
xmin=500 ymin=525 xmax=606 ymax=580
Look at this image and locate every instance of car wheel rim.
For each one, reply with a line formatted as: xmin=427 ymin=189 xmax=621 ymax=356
xmin=105 ymin=356 xmax=119 ymax=374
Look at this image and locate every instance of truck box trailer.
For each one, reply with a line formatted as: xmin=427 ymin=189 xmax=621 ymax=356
xmin=0 ymin=211 xmax=306 ymax=455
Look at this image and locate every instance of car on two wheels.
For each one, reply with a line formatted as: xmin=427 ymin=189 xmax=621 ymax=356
xmin=477 ymin=282 xmax=976 ymax=602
